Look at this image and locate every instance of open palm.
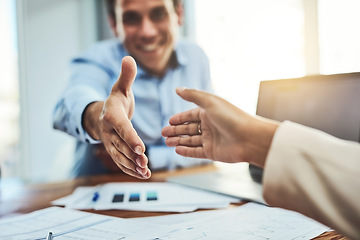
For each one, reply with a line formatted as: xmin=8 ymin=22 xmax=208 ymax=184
xmin=162 ymin=88 xmax=277 ymax=167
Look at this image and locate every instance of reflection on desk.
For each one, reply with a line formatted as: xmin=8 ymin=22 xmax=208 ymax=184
xmin=0 ymin=163 xmax=349 ymax=240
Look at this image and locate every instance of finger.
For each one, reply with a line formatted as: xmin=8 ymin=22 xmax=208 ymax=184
xmin=162 ymin=122 xmax=200 ymax=137
xmin=175 ymin=146 xmax=206 ymax=159
xmin=116 ymin=162 xmax=151 ymax=179
xmin=176 ymin=87 xmax=215 ymax=109
xmin=168 ymin=108 xmax=201 ymax=126
xmin=112 ymin=152 xmax=150 ymax=179
xmin=109 ymin=115 xmax=145 ymax=155
xmin=143 ymin=168 xmax=152 ymax=178
xmin=111 ymin=136 xmax=148 ymax=168
xmin=113 ymin=56 xmax=137 ymax=94
xmin=107 ymin=144 xmax=147 ymax=174
xmin=165 ymin=135 xmax=202 ymax=147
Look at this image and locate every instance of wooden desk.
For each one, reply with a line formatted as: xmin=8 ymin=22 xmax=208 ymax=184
xmin=0 ymin=164 xmax=347 ymax=239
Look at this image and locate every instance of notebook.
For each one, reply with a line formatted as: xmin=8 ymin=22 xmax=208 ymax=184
xmin=168 ymin=72 xmax=360 ymax=204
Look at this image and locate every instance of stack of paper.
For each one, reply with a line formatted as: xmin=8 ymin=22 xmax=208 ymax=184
xmin=52 ymin=182 xmax=240 ymax=212
xmin=137 ymin=202 xmax=330 ymax=239
xmin=0 ymin=203 xmax=329 ymax=239
xmin=0 ymin=207 xmax=168 ymax=240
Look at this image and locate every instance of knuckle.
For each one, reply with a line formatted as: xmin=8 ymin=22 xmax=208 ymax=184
xmin=115 ymin=126 xmax=125 ymax=137
xmin=102 ymin=111 xmax=112 ymax=123
xmin=185 ymin=124 xmax=190 ymax=132
xmin=174 ymin=126 xmax=179 ymax=135
xmin=114 ymin=139 xmax=121 ymax=149
xmin=191 ymin=109 xmax=198 ymax=119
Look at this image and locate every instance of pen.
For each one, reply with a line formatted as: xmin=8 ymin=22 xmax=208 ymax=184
xmin=92 ymin=191 xmax=100 ymax=202
xmin=46 ymin=232 xmax=53 ymax=240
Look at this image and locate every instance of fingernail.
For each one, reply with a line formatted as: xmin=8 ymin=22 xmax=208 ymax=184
xmin=145 ymin=169 xmax=151 ymax=178
xmin=136 ymin=167 xmax=148 ymax=176
xmin=136 ymin=158 xmax=142 ymax=167
xmin=177 ymin=87 xmax=187 ymax=91
xmin=136 ymin=167 xmax=143 ymax=175
xmin=134 ymin=145 xmax=142 ymax=155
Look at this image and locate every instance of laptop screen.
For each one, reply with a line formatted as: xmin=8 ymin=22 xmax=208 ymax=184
xmin=256 ymin=72 xmax=360 ymax=143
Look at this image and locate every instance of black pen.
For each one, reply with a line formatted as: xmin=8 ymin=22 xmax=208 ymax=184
xmin=46 ymin=231 xmax=53 ymax=240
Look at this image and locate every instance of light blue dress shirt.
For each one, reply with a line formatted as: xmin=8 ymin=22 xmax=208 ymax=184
xmin=53 ymin=39 xmax=212 ymax=177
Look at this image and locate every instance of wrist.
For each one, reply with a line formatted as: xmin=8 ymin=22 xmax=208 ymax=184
xmin=82 ymin=101 xmax=103 ymax=140
xmin=248 ymin=117 xmax=279 ymax=168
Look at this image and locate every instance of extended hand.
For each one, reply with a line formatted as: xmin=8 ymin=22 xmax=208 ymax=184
xmin=84 ymin=56 xmax=151 ymax=179
xmin=162 ymin=88 xmax=278 ymax=167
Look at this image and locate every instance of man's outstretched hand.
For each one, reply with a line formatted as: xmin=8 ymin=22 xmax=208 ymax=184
xmin=83 ymin=56 xmax=151 ymax=179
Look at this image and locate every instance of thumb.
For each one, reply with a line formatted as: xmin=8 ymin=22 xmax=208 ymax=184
xmin=113 ymin=56 xmax=137 ymax=93
xmin=176 ymin=87 xmax=213 ymax=109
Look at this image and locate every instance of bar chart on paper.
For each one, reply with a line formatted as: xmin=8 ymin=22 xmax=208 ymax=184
xmin=52 ymin=182 xmax=240 ymax=212
xmin=94 ymin=182 xmax=239 ymax=211
xmin=112 ymin=190 xmax=158 ymax=203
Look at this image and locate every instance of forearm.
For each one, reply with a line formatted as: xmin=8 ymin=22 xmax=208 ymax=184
xmin=53 ymin=63 xmax=109 ymax=143
xmin=53 ymin=92 xmax=104 ymax=143
xmin=263 ymin=121 xmax=360 ymax=239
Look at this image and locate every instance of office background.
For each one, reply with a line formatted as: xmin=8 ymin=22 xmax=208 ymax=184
xmin=0 ymin=0 xmax=359 ymax=183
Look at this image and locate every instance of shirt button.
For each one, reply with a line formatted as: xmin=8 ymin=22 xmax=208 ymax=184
xmin=76 ymin=128 xmax=80 ymax=135
xmin=85 ymin=138 xmax=90 ymax=143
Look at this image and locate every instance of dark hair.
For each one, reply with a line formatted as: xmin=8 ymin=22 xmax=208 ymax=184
xmin=105 ymin=0 xmax=182 ymax=22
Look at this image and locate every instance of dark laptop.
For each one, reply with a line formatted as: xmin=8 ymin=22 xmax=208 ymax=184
xmin=250 ymin=72 xmax=360 ymax=182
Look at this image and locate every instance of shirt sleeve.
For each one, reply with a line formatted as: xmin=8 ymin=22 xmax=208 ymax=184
xmin=263 ymin=121 xmax=360 ymax=239
xmin=53 ymin=59 xmax=115 ymax=144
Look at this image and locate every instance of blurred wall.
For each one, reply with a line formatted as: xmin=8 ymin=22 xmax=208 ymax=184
xmin=16 ymin=0 xmax=98 ymax=182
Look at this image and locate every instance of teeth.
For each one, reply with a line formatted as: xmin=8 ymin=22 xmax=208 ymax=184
xmin=142 ymin=44 xmax=158 ymax=51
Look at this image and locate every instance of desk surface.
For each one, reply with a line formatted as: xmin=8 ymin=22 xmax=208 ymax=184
xmin=0 ymin=164 xmax=347 ymax=240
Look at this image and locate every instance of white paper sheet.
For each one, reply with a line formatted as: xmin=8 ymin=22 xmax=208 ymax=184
xmin=52 ymin=186 xmax=100 ymax=209
xmin=0 ymin=207 xmax=168 ymax=240
xmin=137 ymin=202 xmax=330 ymax=239
xmin=2 ymin=203 xmax=330 ymax=239
xmin=52 ymin=182 xmax=240 ymax=212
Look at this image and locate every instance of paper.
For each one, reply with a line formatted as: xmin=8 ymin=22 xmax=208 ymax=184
xmin=52 ymin=186 xmax=102 ymax=210
xmin=53 ymin=182 xmax=240 ymax=212
xmin=0 ymin=207 xmax=168 ymax=240
xmin=1 ymin=203 xmax=330 ymax=240
xmin=137 ymin=202 xmax=330 ymax=239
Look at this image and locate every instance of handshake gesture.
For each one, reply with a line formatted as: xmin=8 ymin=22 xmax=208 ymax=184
xmin=83 ymin=56 xmax=278 ymax=179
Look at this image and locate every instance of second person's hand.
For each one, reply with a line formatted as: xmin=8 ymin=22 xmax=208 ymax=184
xmin=161 ymin=87 xmax=278 ymax=168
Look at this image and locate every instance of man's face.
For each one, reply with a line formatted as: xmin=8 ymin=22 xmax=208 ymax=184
xmin=114 ymin=0 xmax=182 ymax=76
